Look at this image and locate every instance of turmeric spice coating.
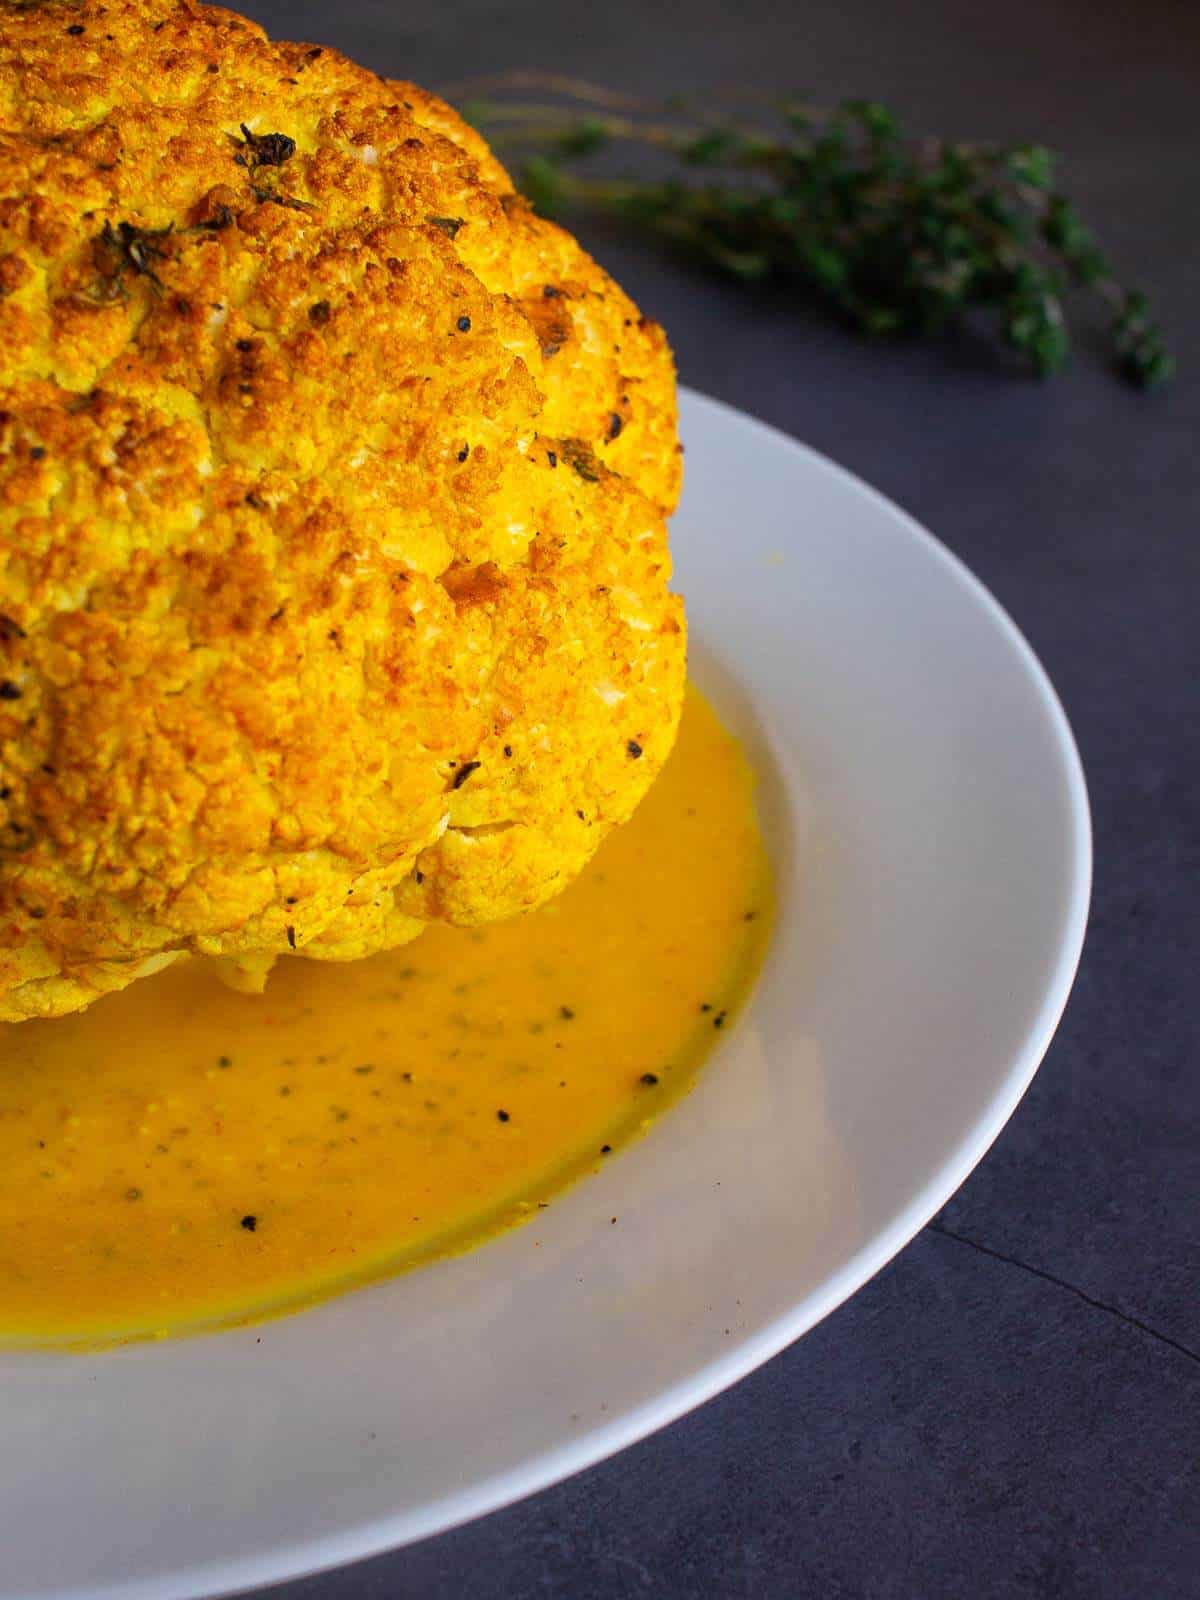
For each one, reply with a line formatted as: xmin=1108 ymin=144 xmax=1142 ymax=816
xmin=0 ymin=0 xmax=684 ymax=1020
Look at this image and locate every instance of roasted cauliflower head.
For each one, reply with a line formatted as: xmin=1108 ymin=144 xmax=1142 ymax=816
xmin=0 ymin=0 xmax=685 ymax=1021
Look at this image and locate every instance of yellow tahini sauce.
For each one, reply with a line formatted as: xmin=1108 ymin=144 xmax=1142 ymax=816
xmin=0 ymin=688 xmax=769 ymax=1345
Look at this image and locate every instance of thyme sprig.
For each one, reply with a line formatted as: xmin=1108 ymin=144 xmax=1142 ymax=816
xmin=458 ymin=78 xmax=1171 ymax=387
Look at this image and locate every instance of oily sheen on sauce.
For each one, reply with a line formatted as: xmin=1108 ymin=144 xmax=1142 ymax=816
xmin=0 ymin=688 xmax=769 ymax=1345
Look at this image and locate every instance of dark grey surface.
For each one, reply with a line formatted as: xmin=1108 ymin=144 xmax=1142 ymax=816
xmin=230 ymin=2 xmax=1199 ymax=1595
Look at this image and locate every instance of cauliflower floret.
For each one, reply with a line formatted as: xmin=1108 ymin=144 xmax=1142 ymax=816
xmin=0 ymin=0 xmax=685 ymax=1021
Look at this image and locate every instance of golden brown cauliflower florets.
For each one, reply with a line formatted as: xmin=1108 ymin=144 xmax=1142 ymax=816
xmin=0 ymin=0 xmax=685 ymax=1021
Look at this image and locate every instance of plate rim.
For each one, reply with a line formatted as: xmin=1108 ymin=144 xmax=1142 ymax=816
xmin=10 ymin=386 xmax=1093 ymax=1600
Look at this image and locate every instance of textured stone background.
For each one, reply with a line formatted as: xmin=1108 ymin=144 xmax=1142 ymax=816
xmin=231 ymin=1 xmax=1199 ymax=1594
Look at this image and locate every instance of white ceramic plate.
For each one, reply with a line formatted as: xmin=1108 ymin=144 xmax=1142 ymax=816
xmin=0 ymin=389 xmax=1090 ymax=1600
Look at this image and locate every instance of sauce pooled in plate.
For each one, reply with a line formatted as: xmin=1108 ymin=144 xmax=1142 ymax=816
xmin=0 ymin=688 xmax=769 ymax=1345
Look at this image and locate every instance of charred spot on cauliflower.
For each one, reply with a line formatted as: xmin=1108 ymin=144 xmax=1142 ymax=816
xmin=0 ymin=0 xmax=685 ymax=1022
